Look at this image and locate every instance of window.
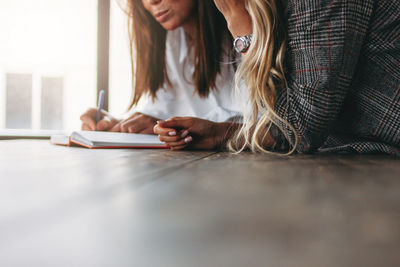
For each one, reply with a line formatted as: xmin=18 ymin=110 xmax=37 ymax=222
xmin=109 ymin=0 xmax=132 ymax=118
xmin=0 ymin=0 xmax=98 ymax=131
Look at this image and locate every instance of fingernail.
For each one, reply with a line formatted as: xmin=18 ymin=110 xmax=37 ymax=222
xmin=168 ymin=131 xmax=176 ymax=136
xmin=181 ymin=130 xmax=189 ymax=138
xmin=184 ymin=136 xmax=193 ymax=143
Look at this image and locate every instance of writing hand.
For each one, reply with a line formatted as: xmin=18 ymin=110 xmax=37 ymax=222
xmin=80 ymin=108 xmax=119 ymax=131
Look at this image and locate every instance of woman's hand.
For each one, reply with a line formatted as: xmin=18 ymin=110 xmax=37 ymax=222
xmin=153 ymin=117 xmax=235 ymax=150
xmin=80 ymin=109 xmax=158 ymax=134
xmin=80 ymin=108 xmax=120 ymax=131
xmin=109 ymin=112 xmax=159 ymax=134
xmin=213 ymin=0 xmax=252 ymax=37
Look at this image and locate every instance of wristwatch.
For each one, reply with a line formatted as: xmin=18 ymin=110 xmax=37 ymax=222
xmin=233 ymin=34 xmax=253 ymax=53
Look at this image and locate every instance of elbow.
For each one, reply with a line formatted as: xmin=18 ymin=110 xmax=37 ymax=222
xmin=295 ymin=143 xmax=315 ymax=154
xmin=293 ymin=132 xmax=327 ymax=154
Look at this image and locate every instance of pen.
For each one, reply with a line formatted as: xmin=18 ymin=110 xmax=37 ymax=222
xmin=96 ymin=90 xmax=105 ymax=123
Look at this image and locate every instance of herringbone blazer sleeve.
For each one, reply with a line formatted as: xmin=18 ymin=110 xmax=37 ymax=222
xmin=272 ymin=0 xmax=374 ymax=153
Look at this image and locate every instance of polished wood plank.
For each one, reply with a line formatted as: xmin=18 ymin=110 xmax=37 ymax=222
xmin=128 ymin=152 xmax=400 ymax=266
xmin=0 ymin=140 xmax=215 ymax=253
xmin=0 ymin=141 xmax=399 ymax=266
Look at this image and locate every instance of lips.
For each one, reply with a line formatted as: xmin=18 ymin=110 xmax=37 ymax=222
xmin=154 ymin=9 xmax=170 ymax=23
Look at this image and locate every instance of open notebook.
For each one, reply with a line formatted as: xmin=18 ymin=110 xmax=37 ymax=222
xmin=51 ymin=131 xmax=167 ymax=149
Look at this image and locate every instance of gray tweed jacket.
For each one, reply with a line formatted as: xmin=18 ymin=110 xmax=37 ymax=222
xmin=272 ymin=0 xmax=400 ymax=155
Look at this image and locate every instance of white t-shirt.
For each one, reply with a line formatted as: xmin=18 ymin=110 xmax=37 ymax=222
xmin=134 ymin=27 xmax=243 ymax=122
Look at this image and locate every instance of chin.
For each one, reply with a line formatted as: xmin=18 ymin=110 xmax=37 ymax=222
xmin=160 ymin=21 xmax=181 ymax=31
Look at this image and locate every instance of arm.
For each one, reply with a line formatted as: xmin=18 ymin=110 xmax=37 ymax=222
xmin=215 ymin=0 xmax=374 ymax=153
xmin=271 ymin=1 xmax=373 ymax=152
xmin=153 ymin=117 xmax=277 ymax=151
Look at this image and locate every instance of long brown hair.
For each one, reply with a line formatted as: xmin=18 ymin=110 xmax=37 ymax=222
xmin=125 ymin=0 xmax=232 ymax=109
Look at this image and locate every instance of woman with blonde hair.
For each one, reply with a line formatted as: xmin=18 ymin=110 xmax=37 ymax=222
xmin=80 ymin=0 xmax=242 ymax=134
xmin=155 ymin=0 xmax=400 ymax=155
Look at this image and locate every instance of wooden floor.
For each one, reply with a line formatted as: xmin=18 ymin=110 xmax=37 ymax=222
xmin=0 ymin=140 xmax=399 ymax=266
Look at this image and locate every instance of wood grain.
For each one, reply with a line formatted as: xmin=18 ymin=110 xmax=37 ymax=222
xmin=0 ymin=141 xmax=399 ymax=266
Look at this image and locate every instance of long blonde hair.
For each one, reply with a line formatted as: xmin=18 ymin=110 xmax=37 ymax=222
xmin=228 ymin=0 xmax=298 ymax=154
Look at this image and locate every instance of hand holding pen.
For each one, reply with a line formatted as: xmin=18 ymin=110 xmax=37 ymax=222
xmin=80 ymin=90 xmax=119 ymax=131
xmin=80 ymin=90 xmax=159 ymax=133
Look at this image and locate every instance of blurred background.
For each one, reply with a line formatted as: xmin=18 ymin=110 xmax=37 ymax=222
xmin=0 ymin=0 xmax=132 ymax=132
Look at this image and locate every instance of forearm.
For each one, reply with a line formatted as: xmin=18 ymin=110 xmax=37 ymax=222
xmin=272 ymin=1 xmax=369 ymax=153
xmin=214 ymin=122 xmax=276 ymax=150
xmin=213 ymin=122 xmax=241 ymax=149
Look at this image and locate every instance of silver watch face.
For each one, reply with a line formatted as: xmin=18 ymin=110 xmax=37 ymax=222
xmin=234 ymin=35 xmax=252 ymax=53
xmin=235 ymin=39 xmax=246 ymax=52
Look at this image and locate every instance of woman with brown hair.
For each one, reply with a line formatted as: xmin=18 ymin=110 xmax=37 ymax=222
xmin=81 ymin=0 xmax=242 ymax=133
xmin=155 ymin=0 xmax=400 ymax=155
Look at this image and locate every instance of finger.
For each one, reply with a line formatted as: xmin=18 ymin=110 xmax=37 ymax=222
xmin=169 ymin=145 xmax=188 ymax=151
xmin=164 ymin=136 xmax=193 ymax=147
xmin=180 ymin=130 xmax=190 ymax=138
xmin=153 ymin=124 xmax=179 ymax=136
xmin=120 ymin=123 xmax=128 ymax=133
xmin=109 ymin=122 xmax=121 ymax=132
xmin=120 ymin=119 xmax=143 ymax=133
xmin=81 ymin=123 xmax=93 ymax=131
xmin=80 ymin=115 xmax=96 ymax=131
xmin=139 ymin=127 xmax=157 ymax=135
xmin=96 ymin=119 xmax=112 ymax=131
xmin=158 ymin=117 xmax=193 ymax=129
xmin=123 ymin=116 xmax=157 ymax=134
xmin=128 ymin=124 xmax=147 ymax=133
xmin=118 ymin=115 xmax=139 ymax=131
xmin=120 ymin=124 xmax=146 ymax=133
xmin=158 ymin=135 xmax=183 ymax=143
xmin=80 ymin=108 xmax=97 ymax=120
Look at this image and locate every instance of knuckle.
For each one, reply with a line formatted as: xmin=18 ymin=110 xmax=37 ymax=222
xmin=144 ymin=127 xmax=154 ymax=134
xmin=113 ymin=123 xmax=121 ymax=130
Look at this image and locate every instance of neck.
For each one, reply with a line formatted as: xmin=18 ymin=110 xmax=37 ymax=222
xmin=182 ymin=18 xmax=197 ymax=45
